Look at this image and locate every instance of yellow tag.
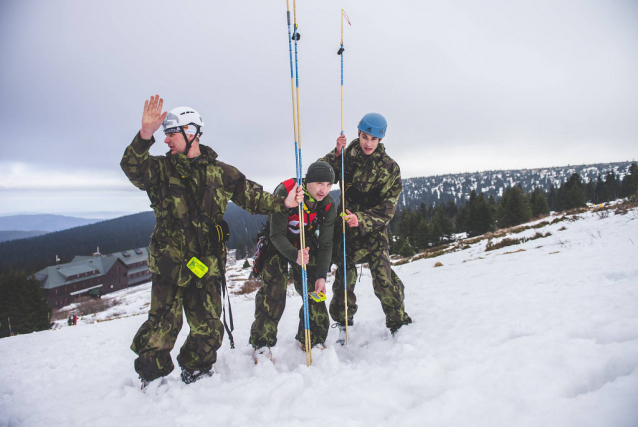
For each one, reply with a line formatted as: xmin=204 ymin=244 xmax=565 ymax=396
xmin=187 ymin=257 xmax=208 ymax=278
xmin=309 ymin=291 xmax=327 ymax=302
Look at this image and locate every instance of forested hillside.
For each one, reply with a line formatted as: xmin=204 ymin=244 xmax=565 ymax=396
xmin=0 ymin=203 xmax=268 ymax=274
xmin=399 ymin=161 xmax=635 ymax=210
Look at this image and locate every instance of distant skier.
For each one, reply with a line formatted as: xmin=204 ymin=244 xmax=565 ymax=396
xmin=121 ymin=95 xmax=303 ymax=389
xmin=249 ymin=162 xmax=336 ymax=360
xmin=319 ymin=113 xmax=412 ymax=343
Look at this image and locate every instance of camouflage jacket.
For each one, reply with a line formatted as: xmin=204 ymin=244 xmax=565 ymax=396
xmin=269 ymin=179 xmax=336 ymax=279
xmin=121 ymin=132 xmax=288 ymax=287
xmin=319 ymin=139 xmax=402 ymax=237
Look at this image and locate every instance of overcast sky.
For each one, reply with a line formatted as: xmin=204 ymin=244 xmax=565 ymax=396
xmin=1 ymin=0 xmax=637 ymax=217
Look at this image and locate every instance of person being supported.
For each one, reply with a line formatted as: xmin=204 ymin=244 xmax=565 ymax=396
xmin=250 ymin=162 xmax=336 ymax=361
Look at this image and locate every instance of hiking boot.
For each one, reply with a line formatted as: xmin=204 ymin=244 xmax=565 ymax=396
xmin=140 ymin=378 xmax=153 ymax=390
xmin=253 ymin=346 xmax=273 ymax=364
xmin=390 ymin=317 xmax=413 ymax=336
xmin=180 ymin=367 xmax=213 ymax=384
xmin=336 ymin=325 xmax=347 ymax=346
xmin=332 ymin=320 xmax=353 ymax=346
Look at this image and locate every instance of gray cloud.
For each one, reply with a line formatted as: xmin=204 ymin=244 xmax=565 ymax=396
xmin=1 ymin=0 xmax=636 ymax=214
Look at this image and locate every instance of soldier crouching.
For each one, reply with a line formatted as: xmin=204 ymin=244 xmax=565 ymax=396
xmin=249 ymin=162 xmax=336 ymax=360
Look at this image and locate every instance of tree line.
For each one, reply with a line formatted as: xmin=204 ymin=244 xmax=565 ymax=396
xmin=389 ymin=162 xmax=638 ymax=257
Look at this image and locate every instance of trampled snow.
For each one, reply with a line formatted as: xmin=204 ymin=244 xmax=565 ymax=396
xmin=1 ymin=207 xmax=637 ymax=427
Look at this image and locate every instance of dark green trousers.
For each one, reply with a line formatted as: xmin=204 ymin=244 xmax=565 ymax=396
xmin=330 ymin=229 xmax=412 ymax=332
xmin=249 ymin=250 xmax=329 ymax=348
xmin=131 ymin=274 xmax=224 ymax=381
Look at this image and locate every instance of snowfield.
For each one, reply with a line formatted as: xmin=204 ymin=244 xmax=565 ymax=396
xmin=1 ymin=206 xmax=637 ymax=427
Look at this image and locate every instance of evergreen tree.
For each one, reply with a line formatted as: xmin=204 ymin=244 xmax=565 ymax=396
xmin=498 ymin=185 xmax=532 ymax=228
xmin=0 ymin=271 xmax=52 ymax=338
xmin=398 ymin=239 xmax=415 ymax=257
xmin=457 ymin=191 xmax=495 ymax=237
xmin=585 ymin=179 xmax=597 ymax=204
xmin=415 ymin=219 xmax=431 ymax=250
xmin=620 ymin=163 xmax=638 ymax=197
xmin=562 ymin=173 xmax=587 ymax=209
xmin=529 ymin=188 xmax=550 ymax=218
xmin=431 ymin=206 xmax=454 ymax=243
xmin=445 ymin=199 xmax=458 ymax=219
xmin=547 ymin=185 xmax=558 ymax=211
xmin=605 ymin=171 xmax=620 ymax=201
xmin=595 ymin=175 xmax=608 ymax=203
xmin=417 ymin=203 xmax=427 ymax=221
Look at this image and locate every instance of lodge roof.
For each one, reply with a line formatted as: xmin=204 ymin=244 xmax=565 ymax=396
xmin=35 ymin=256 xmax=121 ymax=289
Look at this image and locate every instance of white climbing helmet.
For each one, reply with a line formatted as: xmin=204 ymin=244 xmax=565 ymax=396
xmin=162 ymin=107 xmax=205 ymax=135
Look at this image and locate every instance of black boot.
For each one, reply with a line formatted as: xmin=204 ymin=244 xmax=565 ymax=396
xmin=180 ymin=367 xmax=213 ymax=384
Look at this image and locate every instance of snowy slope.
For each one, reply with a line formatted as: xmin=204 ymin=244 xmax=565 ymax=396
xmin=1 ymin=206 xmax=637 ymax=427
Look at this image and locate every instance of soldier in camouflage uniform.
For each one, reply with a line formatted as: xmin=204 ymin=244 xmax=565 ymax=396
xmin=319 ymin=113 xmax=412 ymax=340
xmin=121 ymin=95 xmax=303 ymax=388
xmin=249 ymin=162 xmax=336 ymax=358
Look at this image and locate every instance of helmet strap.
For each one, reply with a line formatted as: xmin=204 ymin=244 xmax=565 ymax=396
xmin=179 ymin=125 xmax=202 ymax=156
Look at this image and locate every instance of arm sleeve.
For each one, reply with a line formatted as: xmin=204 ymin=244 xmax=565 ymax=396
xmin=356 ymin=164 xmax=402 ymax=235
xmin=120 ymin=132 xmax=161 ymax=191
xmin=269 ymin=210 xmax=299 ymax=262
xmin=315 ymin=204 xmax=337 ymax=279
xmin=227 ymin=168 xmax=288 ymax=215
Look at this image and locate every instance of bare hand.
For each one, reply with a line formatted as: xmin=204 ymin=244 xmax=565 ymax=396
xmin=314 ymin=278 xmax=326 ymax=294
xmin=140 ymin=95 xmax=167 ymax=140
xmin=345 ymin=209 xmax=359 ymax=228
xmin=284 ymin=183 xmax=305 ymax=208
xmin=296 ymin=247 xmax=310 ymax=266
xmin=335 ymin=134 xmax=347 ymax=157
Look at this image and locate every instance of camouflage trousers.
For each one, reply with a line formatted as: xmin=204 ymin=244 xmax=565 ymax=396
xmin=131 ymin=274 xmax=224 ymax=382
xmin=330 ymin=229 xmax=412 ymax=332
xmin=249 ymin=250 xmax=329 ymax=348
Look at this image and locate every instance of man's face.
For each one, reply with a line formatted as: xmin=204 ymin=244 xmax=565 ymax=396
xmin=306 ymin=181 xmax=333 ymax=202
xmin=358 ymin=131 xmax=381 ymax=156
xmin=164 ymin=132 xmax=188 ymax=155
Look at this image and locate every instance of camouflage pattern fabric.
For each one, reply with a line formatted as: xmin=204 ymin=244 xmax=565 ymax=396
xmin=319 ymin=139 xmax=402 ymax=235
xmin=249 ymin=250 xmax=329 ymax=348
xmin=329 ymin=227 xmax=412 ymax=332
xmin=320 ymin=139 xmax=412 ymax=332
xmin=121 ymin=132 xmax=288 ymax=288
xmin=131 ymin=275 xmax=223 ymax=382
xmin=121 ymin=132 xmax=288 ymax=380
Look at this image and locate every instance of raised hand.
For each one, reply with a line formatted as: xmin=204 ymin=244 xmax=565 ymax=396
xmin=140 ymin=95 xmax=167 ymax=140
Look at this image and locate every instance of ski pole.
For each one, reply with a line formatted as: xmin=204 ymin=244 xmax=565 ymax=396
xmin=339 ymin=9 xmax=351 ymax=346
xmin=294 ymin=0 xmax=312 ymax=365
xmin=286 ymin=0 xmax=312 ymax=366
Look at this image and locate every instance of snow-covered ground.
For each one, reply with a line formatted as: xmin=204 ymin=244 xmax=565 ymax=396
xmin=1 ymin=206 xmax=637 ymax=427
